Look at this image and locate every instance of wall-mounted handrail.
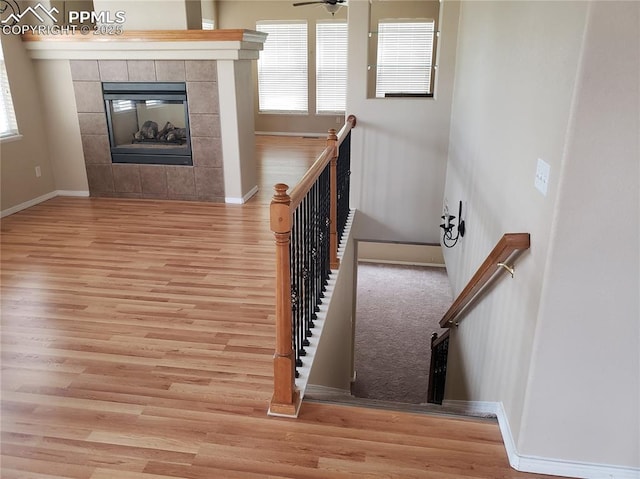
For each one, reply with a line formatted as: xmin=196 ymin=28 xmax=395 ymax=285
xmin=440 ymin=233 xmax=530 ymax=328
xmin=269 ymin=115 xmax=356 ymax=417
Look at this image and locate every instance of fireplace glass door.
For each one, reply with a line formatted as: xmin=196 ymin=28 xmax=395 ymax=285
xmin=103 ymin=82 xmax=192 ymax=166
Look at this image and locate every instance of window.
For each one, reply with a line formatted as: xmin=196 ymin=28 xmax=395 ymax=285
xmin=375 ymin=20 xmax=435 ymax=98
xmin=316 ymin=21 xmax=347 ymax=114
xmin=0 ymin=41 xmax=18 ymax=139
xmin=256 ymin=21 xmax=308 ymax=113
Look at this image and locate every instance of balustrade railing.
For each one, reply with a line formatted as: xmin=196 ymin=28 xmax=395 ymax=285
xmin=269 ymin=115 xmax=356 ymax=417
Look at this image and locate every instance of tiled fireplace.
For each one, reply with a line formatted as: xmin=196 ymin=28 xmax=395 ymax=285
xmin=23 ymin=29 xmax=266 ymax=204
xmin=72 ymin=59 xmax=224 ymax=202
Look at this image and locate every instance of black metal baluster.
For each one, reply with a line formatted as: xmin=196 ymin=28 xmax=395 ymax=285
xmin=304 ymin=188 xmax=313 ymax=339
xmin=290 ymin=209 xmax=301 ymax=376
xmin=337 ymin=130 xmax=351 ymax=241
xmin=296 ymin=203 xmax=305 ymax=365
xmin=310 ymin=181 xmax=318 ymax=328
xmin=302 ymin=194 xmax=311 ymax=350
xmin=322 ymin=164 xmax=331 ymax=286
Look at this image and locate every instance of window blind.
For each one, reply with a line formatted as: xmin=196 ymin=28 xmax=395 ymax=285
xmin=0 ymin=42 xmax=18 ymax=139
xmin=256 ymin=21 xmax=308 ymax=113
xmin=316 ymin=21 xmax=347 ymax=114
xmin=375 ymin=20 xmax=435 ymax=98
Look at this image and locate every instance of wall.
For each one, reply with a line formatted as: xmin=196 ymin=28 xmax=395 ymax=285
xmin=442 ymin=0 xmax=639 ymax=473
xmin=50 ymin=1 xmax=96 ymax=25
xmin=201 ymin=0 xmax=217 ymax=24
xmin=32 ymin=59 xmax=88 ymax=193
xmin=347 ymin=0 xmax=459 ymax=243
xmin=0 ymin=33 xmax=57 ymax=213
xmin=358 ymin=241 xmax=444 ymax=266
xmin=442 ymin=0 xmax=588 ymax=443
xmin=216 ymin=0 xmax=346 ymax=136
xmin=92 ymin=0 xmax=201 ymax=30
xmin=218 ymin=60 xmax=258 ymax=202
xmin=308 ymin=212 xmax=357 ymax=390
xmin=519 ymin=2 xmax=639 ymax=469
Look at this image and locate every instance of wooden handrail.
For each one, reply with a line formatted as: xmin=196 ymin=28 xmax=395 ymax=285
xmin=269 ymin=115 xmax=356 ymax=417
xmin=289 ymin=115 xmax=357 ymax=209
xmin=440 ymin=233 xmax=531 ymax=328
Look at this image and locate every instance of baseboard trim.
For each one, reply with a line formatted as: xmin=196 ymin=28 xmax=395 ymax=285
xmin=442 ymin=400 xmax=640 ymax=479
xmin=225 ymin=185 xmax=258 ymax=205
xmin=255 ymin=131 xmax=325 ymax=138
xmin=1 ymin=190 xmax=91 ymax=218
xmin=56 ymin=190 xmax=90 ymax=197
xmin=358 ymin=258 xmax=446 ymax=268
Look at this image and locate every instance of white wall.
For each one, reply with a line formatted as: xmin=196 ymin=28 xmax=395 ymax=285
xmin=308 ymin=220 xmax=357 ymax=390
xmin=217 ymin=60 xmax=258 ymax=202
xmin=520 ymin=2 xmax=639 ymax=469
xmin=0 ymin=34 xmax=57 ymax=212
xmin=92 ymin=0 xmax=201 ymax=30
xmin=32 ymin=60 xmax=88 ymax=193
xmin=442 ymin=0 xmax=639 ymax=473
xmin=347 ymin=0 xmax=459 ymax=244
xmin=442 ymin=0 xmax=588 ymax=443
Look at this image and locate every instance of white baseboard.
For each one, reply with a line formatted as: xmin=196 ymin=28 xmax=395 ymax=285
xmin=255 ymin=131 xmax=325 ymax=138
xmin=1 ymin=190 xmax=89 ymax=218
xmin=442 ymin=400 xmax=640 ymax=479
xmin=56 ymin=190 xmax=90 ymax=197
xmin=358 ymin=258 xmax=446 ymax=268
xmin=225 ymin=185 xmax=258 ymax=205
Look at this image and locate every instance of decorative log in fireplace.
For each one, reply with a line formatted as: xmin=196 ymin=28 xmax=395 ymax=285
xmin=133 ymin=121 xmax=187 ymax=144
xmin=103 ymin=82 xmax=192 ymax=166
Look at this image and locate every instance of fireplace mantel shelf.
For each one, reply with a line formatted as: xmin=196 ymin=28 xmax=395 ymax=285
xmin=22 ymin=29 xmax=268 ymax=61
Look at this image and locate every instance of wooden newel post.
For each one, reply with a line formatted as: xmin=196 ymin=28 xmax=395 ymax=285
xmin=328 ymin=129 xmax=340 ymax=270
xmin=268 ymin=183 xmax=301 ymax=417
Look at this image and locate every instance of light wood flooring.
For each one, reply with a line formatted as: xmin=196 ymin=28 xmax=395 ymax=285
xmin=1 ymin=135 xmax=564 ymax=478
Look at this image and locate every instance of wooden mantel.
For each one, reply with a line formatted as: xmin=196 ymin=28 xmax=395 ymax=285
xmin=21 ymin=29 xmax=268 ymax=60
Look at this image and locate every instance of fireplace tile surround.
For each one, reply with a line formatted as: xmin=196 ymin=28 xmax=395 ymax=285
xmin=22 ymin=29 xmax=267 ymax=204
xmin=71 ymin=59 xmax=224 ymax=201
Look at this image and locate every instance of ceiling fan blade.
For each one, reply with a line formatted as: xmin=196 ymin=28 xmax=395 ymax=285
xmin=293 ymin=1 xmax=326 ymax=6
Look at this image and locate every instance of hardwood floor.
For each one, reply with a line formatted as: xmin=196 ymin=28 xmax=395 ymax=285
xmin=254 ymin=134 xmax=327 ymax=203
xmin=1 ymin=136 xmax=563 ymax=478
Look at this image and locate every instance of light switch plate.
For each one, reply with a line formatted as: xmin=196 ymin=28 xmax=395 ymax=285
xmin=535 ymin=158 xmax=550 ymax=196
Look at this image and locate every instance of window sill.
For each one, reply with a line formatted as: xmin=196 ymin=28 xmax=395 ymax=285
xmin=0 ymin=133 xmax=23 ymax=144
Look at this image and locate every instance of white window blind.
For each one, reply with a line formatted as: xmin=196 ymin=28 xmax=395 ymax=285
xmin=316 ymin=21 xmax=347 ymax=114
xmin=256 ymin=21 xmax=308 ymax=113
xmin=0 ymin=42 xmax=19 ymax=139
xmin=375 ymin=20 xmax=435 ymax=98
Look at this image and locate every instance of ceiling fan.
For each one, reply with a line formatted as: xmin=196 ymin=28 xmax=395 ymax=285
xmin=293 ymin=0 xmax=347 ymax=16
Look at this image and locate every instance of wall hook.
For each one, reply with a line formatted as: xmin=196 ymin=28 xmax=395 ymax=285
xmin=497 ymin=262 xmax=515 ymax=278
